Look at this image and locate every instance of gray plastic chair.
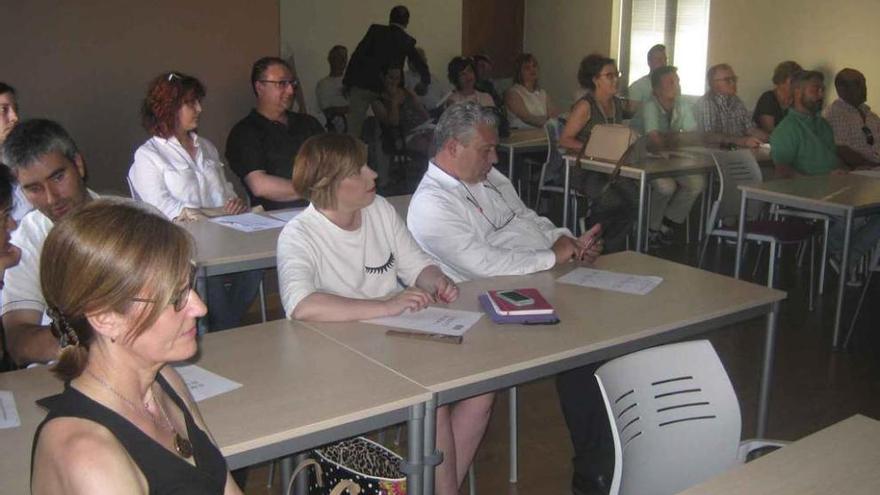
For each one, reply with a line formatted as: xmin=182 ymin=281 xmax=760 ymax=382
xmin=595 ymin=340 xmax=785 ymax=495
xmin=697 ymin=150 xmax=816 ymax=307
xmin=533 ymin=117 xmax=579 ymax=232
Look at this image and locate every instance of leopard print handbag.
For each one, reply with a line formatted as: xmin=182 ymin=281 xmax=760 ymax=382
xmin=309 ymin=437 xmax=407 ymax=494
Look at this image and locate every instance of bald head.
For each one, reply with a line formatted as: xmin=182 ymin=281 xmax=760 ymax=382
xmin=835 ymin=68 xmax=867 ymax=108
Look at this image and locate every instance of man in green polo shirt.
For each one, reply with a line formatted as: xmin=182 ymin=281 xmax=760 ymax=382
xmin=771 ymin=70 xmax=846 ymax=176
xmin=771 ymin=70 xmax=880 ymax=279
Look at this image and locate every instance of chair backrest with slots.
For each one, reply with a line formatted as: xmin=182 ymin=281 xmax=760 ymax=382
xmin=595 ymin=340 xmax=742 ymax=495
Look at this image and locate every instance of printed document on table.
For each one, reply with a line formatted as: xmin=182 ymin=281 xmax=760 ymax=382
xmin=0 ymin=391 xmax=21 ymax=429
xmin=364 ymin=307 xmax=483 ymax=336
xmin=173 ymin=365 xmax=242 ymax=402
xmin=210 ymin=212 xmax=286 ymax=232
xmin=557 ymin=267 xmax=663 ymax=295
xmin=269 ymin=207 xmax=307 ymax=223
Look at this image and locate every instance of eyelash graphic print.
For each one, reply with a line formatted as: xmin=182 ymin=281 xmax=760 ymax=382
xmin=365 ymin=253 xmax=395 ymax=274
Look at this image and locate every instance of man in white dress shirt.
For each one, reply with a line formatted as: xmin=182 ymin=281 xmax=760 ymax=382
xmin=408 ymin=101 xmax=611 ymax=495
xmin=407 ymin=101 xmax=602 ymax=282
xmin=1 ymin=119 xmax=95 ymax=365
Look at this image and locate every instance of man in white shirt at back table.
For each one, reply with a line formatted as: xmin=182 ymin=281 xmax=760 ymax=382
xmin=407 ymin=101 xmax=612 ymax=495
xmin=1 ymin=119 xmax=96 ymax=366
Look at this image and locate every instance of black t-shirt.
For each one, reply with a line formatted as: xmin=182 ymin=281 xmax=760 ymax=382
xmin=752 ymin=90 xmax=786 ymax=128
xmin=225 ymin=109 xmax=324 ymax=210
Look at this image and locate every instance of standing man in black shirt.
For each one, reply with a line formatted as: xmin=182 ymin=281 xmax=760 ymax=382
xmin=344 ymin=5 xmax=430 ymax=139
xmin=226 ymin=57 xmax=324 ymax=211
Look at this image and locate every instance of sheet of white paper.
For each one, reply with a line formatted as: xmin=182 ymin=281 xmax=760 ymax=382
xmin=210 ymin=212 xmax=286 ymax=232
xmin=0 ymin=391 xmax=21 ymax=429
xmin=269 ymin=207 xmax=307 ymax=223
xmin=557 ymin=267 xmax=663 ymax=295
xmin=173 ymin=364 xmax=242 ymax=402
xmin=363 ymin=307 xmax=483 ymax=336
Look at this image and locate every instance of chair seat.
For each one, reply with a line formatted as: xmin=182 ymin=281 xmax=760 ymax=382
xmin=713 ymin=219 xmax=816 ymax=243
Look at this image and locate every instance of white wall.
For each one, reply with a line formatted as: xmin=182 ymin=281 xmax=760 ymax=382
xmin=709 ymin=0 xmax=880 ymax=110
xmin=281 ymin=1 xmax=463 ymax=119
xmin=523 ymin=0 xmax=615 ymax=111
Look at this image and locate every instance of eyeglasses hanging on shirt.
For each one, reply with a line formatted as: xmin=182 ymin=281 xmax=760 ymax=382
xmin=458 ymin=179 xmax=516 ymax=232
xmin=857 ymin=107 xmax=875 ymax=146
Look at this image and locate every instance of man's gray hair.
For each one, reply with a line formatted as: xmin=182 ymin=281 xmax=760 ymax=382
xmin=432 ymin=101 xmax=498 ymax=156
xmin=1 ymin=119 xmax=79 ymax=170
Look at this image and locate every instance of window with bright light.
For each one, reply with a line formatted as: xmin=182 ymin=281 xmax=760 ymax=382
xmin=619 ymin=0 xmax=711 ymax=96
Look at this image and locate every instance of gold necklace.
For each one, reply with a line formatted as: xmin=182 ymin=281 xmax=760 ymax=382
xmin=85 ymin=369 xmax=194 ymax=459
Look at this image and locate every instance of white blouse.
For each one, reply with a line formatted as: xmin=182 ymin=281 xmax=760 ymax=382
xmin=128 ymin=134 xmax=238 ymax=219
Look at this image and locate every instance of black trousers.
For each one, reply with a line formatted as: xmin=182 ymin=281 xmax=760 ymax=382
xmin=572 ymin=168 xmax=638 ymax=253
xmin=555 ymin=362 xmax=615 ymax=483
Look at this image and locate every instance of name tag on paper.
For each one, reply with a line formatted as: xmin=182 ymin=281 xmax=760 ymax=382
xmin=364 ymin=307 xmax=483 ymax=337
xmin=210 ymin=212 xmax=286 ymax=232
xmin=173 ymin=365 xmax=242 ymax=402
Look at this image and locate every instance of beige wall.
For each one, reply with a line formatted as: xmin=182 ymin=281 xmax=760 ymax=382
xmin=708 ymin=0 xmax=880 ymax=110
xmin=281 ymin=0 xmax=463 ymax=119
xmin=523 ymin=0 xmax=614 ymax=111
xmin=3 ymin=1 xmax=279 ymax=195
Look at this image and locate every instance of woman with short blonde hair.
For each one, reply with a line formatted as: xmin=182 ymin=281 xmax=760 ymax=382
xmin=31 ymin=199 xmax=242 ymax=495
xmin=279 ymin=133 xmax=492 ymax=495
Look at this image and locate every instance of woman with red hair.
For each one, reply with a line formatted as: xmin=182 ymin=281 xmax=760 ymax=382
xmin=128 ymin=72 xmax=259 ymax=332
xmin=129 ymin=72 xmax=246 ymax=221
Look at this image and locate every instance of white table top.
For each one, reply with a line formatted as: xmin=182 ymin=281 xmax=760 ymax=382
xmin=679 ymin=414 xmax=880 ymax=494
xmin=739 ymin=174 xmax=880 ymax=214
xmin=303 ymin=251 xmax=785 ymax=397
xmin=0 ymin=320 xmax=430 ymax=494
xmin=566 ymin=151 xmax=713 ymax=180
xmin=181 ymin=210 xmax=284 ymax=271
xmin=498 ymin=127 xmax=547 ymax=149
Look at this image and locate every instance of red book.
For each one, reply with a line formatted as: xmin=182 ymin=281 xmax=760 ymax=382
xmin=487 ymin=288 xmax=554 ymax=316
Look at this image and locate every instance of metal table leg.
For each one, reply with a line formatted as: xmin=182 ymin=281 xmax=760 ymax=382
xmin=258 ymin=278 xmax=268 ymax=322
xmin=195 ymin=266 xmax=209 ymax=335
xmin=832 ymin=211 xmax=854 ymax=348
xmin=509 ymin=386 xmax=518 ymax=483
xmin=636 ymin=173 xmax=647 ymax=252
xmin=757 ymin=301 xmax=780 ymax=437
xmin=423 ymin=394 xmax=440 ymax=495
xmin=562 ymin=157 xmax=571 ymax=230
xmin=734 ymin=191 xmax=748 ymax=279
xmin=406 ymin=402 xmax=426 ymax=495
xmin=508 ymin=148 xmax=515 ymax=180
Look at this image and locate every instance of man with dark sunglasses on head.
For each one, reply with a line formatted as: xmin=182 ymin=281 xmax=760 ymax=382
xmin=226 ymin=56 xmax=323 ymax=211
xmin=823 ymin=68 xmax=880 ymax=168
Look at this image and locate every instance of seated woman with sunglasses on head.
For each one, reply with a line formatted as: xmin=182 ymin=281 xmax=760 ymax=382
xmin=129 ymin=72 xmax=260 ymax=331
xmin=277 ymin=133 xmax=490 ymax=495
xmin=31 ymin=199 xmax=242 ymax=495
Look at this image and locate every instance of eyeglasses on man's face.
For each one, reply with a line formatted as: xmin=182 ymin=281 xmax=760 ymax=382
xmin=259 ymin=79 xmax=298 ymax=89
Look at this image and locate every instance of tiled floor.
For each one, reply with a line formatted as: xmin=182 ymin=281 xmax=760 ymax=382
xmin=242 ymin=229 xmax=880 ymax=494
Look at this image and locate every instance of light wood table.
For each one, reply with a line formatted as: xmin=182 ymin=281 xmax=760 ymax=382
xmin=563 ymin=152 xmax=714 ymax=251
xmin=735 ymin=174 xmax=880 ymax=348
xmin=679 ymin=414 xmax=880 ymax=495
xmin=0 ymin=320 xmax=432 ymax=495
xmin=302 ymin=251 xmax=786 ymax=492
xmin=497 ymin=128 xmax=548 ymax=195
